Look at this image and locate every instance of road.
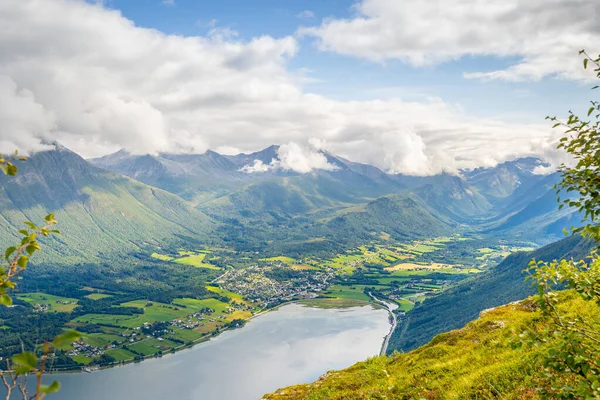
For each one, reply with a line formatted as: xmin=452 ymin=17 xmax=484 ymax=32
xmin=367 ymin=292 xmax=398 ymax=356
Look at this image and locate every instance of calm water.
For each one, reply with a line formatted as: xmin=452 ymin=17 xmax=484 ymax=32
xmin=21 ymin=302 xmax=390 ymax=400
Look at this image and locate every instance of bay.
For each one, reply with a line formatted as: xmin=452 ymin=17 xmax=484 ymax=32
xmin=12 ymin=301 xmax=390 ymax=400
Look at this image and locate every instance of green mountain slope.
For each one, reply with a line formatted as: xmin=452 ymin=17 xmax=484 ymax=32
xmin=387 ymin=235 xmax=593 ymax=353
xmin=90 ymin=149 xmax=254 ymax=203
xmin=0 ymin=145 xmax=215 ymax=264
xmin=263 ymin=291 xmax=598 ymax=400
xmin=325 ymin=193 xmax=456 ymax=240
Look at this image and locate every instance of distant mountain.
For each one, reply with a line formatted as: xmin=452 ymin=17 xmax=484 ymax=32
xmin=324 ymin=194 xmax=456 ymax=241
xmin=387 ymin=234 xmax=593 ymax=353
xmin=90 ymin=149 xmax=256 ymax=203
xmin=462 ymin=157 xmax=547 ymax=204
xmin=91 ymin=147 xmax=577 ymax=245
xmin=0 ymin=145 xmax=215 ymax=264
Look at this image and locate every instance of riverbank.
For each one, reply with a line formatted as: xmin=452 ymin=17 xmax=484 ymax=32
xmin=366 ymin=292 xmax=398 ymax=355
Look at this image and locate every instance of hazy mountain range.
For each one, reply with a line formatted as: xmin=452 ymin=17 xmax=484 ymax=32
xmin=0 ymin=143 xmax=581 ymax=264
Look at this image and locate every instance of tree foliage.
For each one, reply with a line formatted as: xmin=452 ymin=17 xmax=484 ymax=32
xmin=550 ymin=50 xmax=600 ymax=243
xmin=0 ymin=154 xmax=80 ymax=400
xmin=524 ymin=51 xmax=600 ymax=399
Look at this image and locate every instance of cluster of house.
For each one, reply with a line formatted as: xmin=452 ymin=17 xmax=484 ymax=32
xmin=32 ymin=303 xmax=51 ymax=312
xmin=68 ymin=340 xmax=111 ymax=359
xmin=221 ymin=264 xmax=336 ymax=308
xmin=170 ymin=318 xmax=201 ymax=330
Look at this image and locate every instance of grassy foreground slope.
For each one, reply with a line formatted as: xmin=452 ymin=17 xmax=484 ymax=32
xmin=388 ymin=235 xmax=593 ymax=353
xmin=263 ymin=291 xmax=598 ymax=400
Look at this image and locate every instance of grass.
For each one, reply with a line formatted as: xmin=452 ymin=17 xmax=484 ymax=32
xmin=174 ymin=253 xmax=220 ymax=270
xmin=263 ymin=292 xmax=599 ymax=400
xmin=206 ymin=286 xmax=249 ymax=305
xmin=74 ymin=297 xmax=234 ymax=329
xmin=385 ymin=262 xmax=456 ymax=272
xmin=261 ymin=256 xmax=296 ymax=264
xmin=105 ymin=348 xmax=136 ymax=362
xmin=85 ymin=293 xmax=112 ymax=300
xmin=151 ymin=252 xmax=174 ymax=261
xmin=129 ymin=341 xmax=160 ymax=356
xmin=395 ymin=299 xmax=414 ymax=312
xmin=323 ymin=285 xmax=388 ymax=302
xmin=72 ymin=355 xmax=94 ymax=365
xmin=299 ymin=298 xmax=375 ymax=309
xmin=291 ymin=264 xmax=318 ymax=270
xmin=81 ymin=333 xmax=122 ymax=348
xmin=17 ymin=293 xmax=79 ymax=312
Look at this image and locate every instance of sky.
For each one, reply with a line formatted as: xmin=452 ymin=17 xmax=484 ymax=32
xmin=0 ymin=0 xmax=598 ymax=175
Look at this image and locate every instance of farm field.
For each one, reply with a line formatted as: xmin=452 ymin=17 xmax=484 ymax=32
xmin=85 ymin=293 xmax=112 ymax=300
xmin=385 ymin=262 xmax=456 ymax=271
xmin=17 ymin=293 xmax=79 ymax=312
xmin=69 ymin=294 xmax=256 ymax=366
xmin=319 ymin=236 xmax=487 ymax=313
xmin=174 ymin=253 xmax=220 ymax=270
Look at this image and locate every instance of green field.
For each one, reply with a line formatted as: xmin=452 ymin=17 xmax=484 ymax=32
xmin=174 ymin=253 xmax=220 ymax=270
xmin=85 ymin=293 xmax=112 ymax=300
xmin=151 ymin=252 xmax=174 ymax=261
xmin=75 ymin=297 xmax=232 ymax=329
xmin=299 ymin=298 xmax=375 ymax=309
xmin=72 ymin=355 xmax=94 ymax=365
xmin=323 ymin=285 xmax=387 ymax=302
xmin=129 ymin=341 xmax=160 ymax=356
xmin=206 ymin=286 xmax=249 ymax=304
xmin=105 ymin=348 xmax=136 ymax=362
xmin=17 ymin=293 xmax=79 ymax=312
xmin=80 ymin=333 xmax=123 ymax=348
xmin=261 ymin=256 xmax=296 ymax=264
xmin=395 ymin=299 xmax=415 ymax=312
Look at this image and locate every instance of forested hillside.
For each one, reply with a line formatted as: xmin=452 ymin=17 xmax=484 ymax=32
xmin=0 ymin=145 xmax=215 ymax=264
xmin=387 ymin=235 xmax=593 ymax=353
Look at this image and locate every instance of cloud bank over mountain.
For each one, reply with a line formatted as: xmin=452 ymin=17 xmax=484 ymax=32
xmin=0 ymin=0 xmax=583 ymax=175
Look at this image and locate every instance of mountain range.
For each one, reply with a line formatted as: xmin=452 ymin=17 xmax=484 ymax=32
xmin=0 ymin=143 xmax=582 ymax=264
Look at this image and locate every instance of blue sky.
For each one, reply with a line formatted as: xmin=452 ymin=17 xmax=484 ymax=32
xmin=1 ymin=0 xmax=597 ymax=174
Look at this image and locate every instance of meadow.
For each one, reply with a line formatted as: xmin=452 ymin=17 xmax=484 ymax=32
xmin=17 ymin=292 xmax=79 ymax=312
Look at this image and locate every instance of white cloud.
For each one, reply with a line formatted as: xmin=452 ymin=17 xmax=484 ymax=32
xmin=0 ymin=0 xmax=571 ymax=175
xmin=0 ymin=76 xmax=55 ymax=154
xmin=275 ymin=142 xmax=338 ymax=173
xmin=300 ymin=0 xmax=600 ymax=81
xmin=240 ymin=142 xmax=338 ymax=173
xmin=162 ymin=0 xmax=175 ymax=5
xmin=296 ymin=10 xmax=314 ymax=20
xmin=240 ymin=159 xmax=271 ymax=173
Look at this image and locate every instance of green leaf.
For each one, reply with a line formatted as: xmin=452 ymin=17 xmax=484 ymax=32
xmin=16 ymin=255 xmax=28 ymax=269
xmin=0 ymin=294 xmax=12 ymax=306
xmin=24 ymin=221 xmax=36 ymax=229
xmin=40 ymin=381 xmax=61 ymax=394
xmin=25 ymin=245 xmax=36 ymax=256
xmin=12 ymin=352 xmax=37 ymax=374
xmin=584 ymin=58 xmax=589 ymax=69
xmin=589 ymin=106 xmax=595 ymax=116
xmin=6 ymin=164 xmax=17 ymax=176
xmin=52 ymin=330 xmax=81 ymax=350
xmin=44 ymin=214 xmax=55 ymax=222
xmin=4 ymin=246 xmax=16 ymax=260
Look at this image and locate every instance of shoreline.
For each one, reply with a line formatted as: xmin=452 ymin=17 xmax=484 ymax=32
xmin=48 ymin=296 xmax=387 ymax=374
xmin=366 ymin=292 xmax=398 ymax=356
